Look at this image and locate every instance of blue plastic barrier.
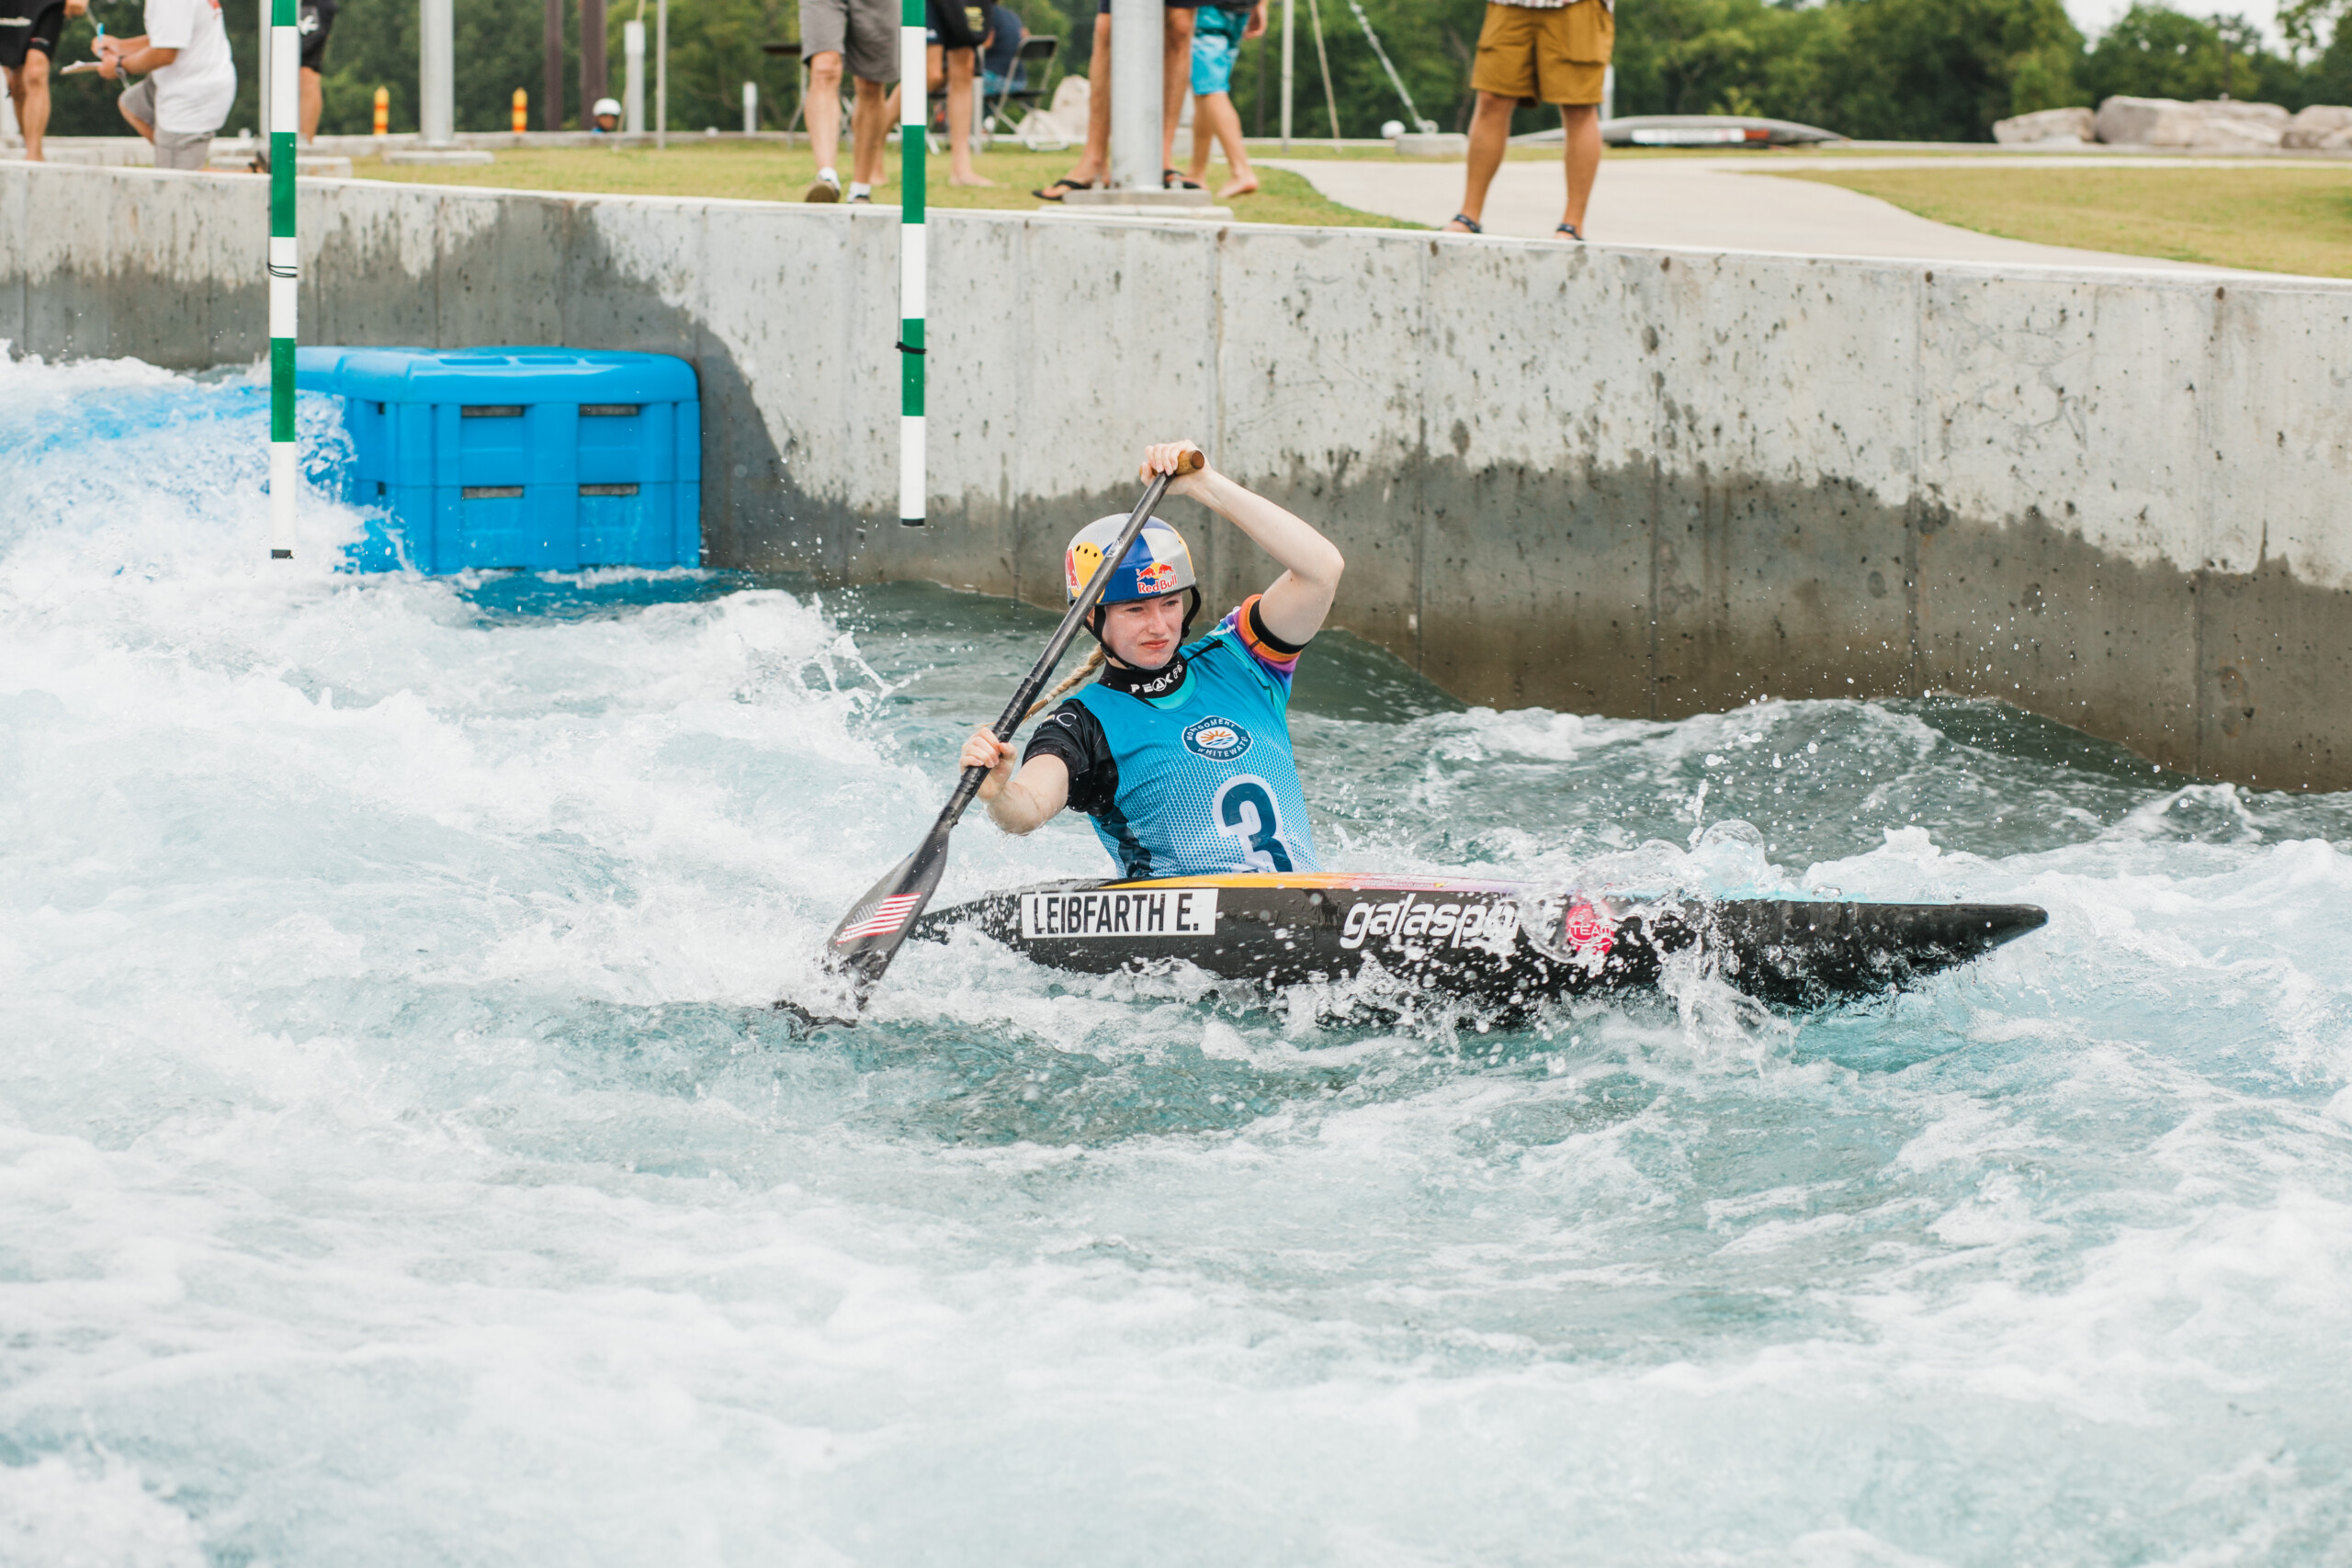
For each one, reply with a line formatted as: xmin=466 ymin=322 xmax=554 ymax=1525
xmin=297 ymin=347 xmax=702 ymax=574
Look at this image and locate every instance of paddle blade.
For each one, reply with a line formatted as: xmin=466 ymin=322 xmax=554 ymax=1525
xmin=812 ymin=824 xmax=954 ymax=1008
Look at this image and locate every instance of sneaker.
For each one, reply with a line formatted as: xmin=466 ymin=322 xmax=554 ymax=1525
xmin=805 ymin=174 xmax=842 ymax=203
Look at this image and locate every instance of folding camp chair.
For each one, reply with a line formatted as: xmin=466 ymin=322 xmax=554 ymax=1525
xmin=988 ymin=35 xmax=1060 ymax=147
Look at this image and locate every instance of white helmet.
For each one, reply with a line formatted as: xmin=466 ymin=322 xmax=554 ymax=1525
xmin=1063 ymin=514 xmax=1200 ymax=634
xmin=593 ymin=97 xmax=623 ymax=119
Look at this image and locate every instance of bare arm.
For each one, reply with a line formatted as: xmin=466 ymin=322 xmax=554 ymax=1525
xmin=98 ymin=36 xmax=179 ymax=75
xmin=960 ymin=730 xmax=1071 ymax=834
xmin=1144 ymin=442 xmax=1344 ymax=648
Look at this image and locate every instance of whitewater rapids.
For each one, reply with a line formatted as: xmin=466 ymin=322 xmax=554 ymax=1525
xmin=3 ymin=355 xmax=2348 ymax=1565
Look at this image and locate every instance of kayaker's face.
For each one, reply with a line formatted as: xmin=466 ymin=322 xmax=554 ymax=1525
xmin=1101 ymin=593 xmax=1185 ymax=670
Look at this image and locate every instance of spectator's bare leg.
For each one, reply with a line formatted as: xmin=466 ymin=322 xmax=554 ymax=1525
xmin=806 ymin=50 xmax=846 ymax=184
xmin=119 ymin=82 xmax=157 ymax=144
xmin=1188 ymin=92 xmax=1254 ymax=197
xmin=1183 ymin=91 xmax=1212 ymax=185
xmin=1043 ymin=13 xmax=1112 ymax=191
xmin=943 ymin=48 xmax=993 ymax=185
xmin=851 ymin=74 xmax=890 ymax=188
xmin=1560 ymin=101 xmax=1600 ymax=231
xmin=926 ymin=43 xmax=944 ymax=140
xmin=9 ymin=54 xmax=51 ymax=162
xmin=300 ymin=64 xmax=322 ymax=141
xmin=1158 ymin=5 xmax=1194 ymax=177
xmin=1445 ymin=88 xmax=1514 ymax=231
xmin=1083 ymin=13 xmax=1111 ymax=171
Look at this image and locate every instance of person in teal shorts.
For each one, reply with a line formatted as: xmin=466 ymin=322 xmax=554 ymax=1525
xmin=1182 ymin=0 xmax=1263 ymax=199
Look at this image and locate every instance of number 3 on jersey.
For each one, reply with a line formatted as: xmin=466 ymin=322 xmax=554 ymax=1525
xmin=1213 ymin=775 xmax=1294 ymax=873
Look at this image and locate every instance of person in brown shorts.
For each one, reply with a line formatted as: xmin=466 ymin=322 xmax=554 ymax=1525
xmin=1443 ymin=0 xmax=1613 ymax=241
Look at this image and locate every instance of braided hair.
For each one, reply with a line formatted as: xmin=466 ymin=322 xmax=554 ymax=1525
xmin=1022 ymin=647 xmax=1106 ymax=724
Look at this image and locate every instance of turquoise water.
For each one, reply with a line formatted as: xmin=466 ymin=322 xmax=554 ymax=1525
xmin=4 ymin=355 xmax=2350 ymax=1565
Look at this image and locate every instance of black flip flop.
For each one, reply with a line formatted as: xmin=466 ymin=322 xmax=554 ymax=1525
xmin=1445 ymin=213 xmax=1483 ymax=234
xmin=1556 ymin=222 xmax=1583 ymax=241
xmin=1163 ymin=169 xmax=1203 ymax=190
xmin=1033 ymin=177 xmax=1095 ymax=201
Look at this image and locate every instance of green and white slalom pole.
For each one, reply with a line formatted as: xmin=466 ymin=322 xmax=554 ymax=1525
xmin=897 ymin=0 xmax=925 ymax=526
xmin=266 ymin=0 xmax=299 ymax=559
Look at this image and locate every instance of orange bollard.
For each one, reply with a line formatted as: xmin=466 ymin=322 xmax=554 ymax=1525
xmin=372 ymin=85 xmax=390 ymax=137
xmin=513 ymin=89 xmax=528 ymax=135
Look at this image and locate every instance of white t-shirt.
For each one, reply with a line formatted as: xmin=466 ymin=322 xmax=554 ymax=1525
xmin=143 ymin=0 xmax=237 ymax=135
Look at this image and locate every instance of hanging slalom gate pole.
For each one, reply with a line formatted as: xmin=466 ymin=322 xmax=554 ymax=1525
xmin=898 ymin=0 xmax=924 ymax=526
xmin=267 ymin=0 xmax=298 ymax=559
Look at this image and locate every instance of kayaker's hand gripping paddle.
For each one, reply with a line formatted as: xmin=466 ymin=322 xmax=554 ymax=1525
xmin=783 ymin=447 xmax=1205 ymax=1027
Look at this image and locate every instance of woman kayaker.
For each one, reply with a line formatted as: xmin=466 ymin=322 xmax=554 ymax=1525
xmin=958 ymin=441 xmax=1344 ymax=878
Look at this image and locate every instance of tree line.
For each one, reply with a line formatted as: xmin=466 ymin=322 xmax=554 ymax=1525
xmin=1232 ymin=0 xmax=2352 ymax=142
xmin=28 ymin=0 xmax=2352 ymax=145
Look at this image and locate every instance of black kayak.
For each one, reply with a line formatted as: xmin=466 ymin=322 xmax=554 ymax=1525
xmin=911 ymin=873 xmax=2047 ymax=1014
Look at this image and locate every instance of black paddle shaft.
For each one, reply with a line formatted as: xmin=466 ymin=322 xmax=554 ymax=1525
xmin=803 ymin=448 xmax=1203 ymax=1014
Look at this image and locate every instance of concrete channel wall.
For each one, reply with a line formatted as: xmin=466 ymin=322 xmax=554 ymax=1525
xmin=6 ymin=160 xmax=2351 ymax=788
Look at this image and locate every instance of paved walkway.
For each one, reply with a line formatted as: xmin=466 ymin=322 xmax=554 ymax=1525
xmin=1264 ymin=153 xmax=2246 ymax=273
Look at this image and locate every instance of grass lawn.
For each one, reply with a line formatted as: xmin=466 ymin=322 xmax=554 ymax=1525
xmin=1770 ymin=164 xmax=2352 ymax=277
xmin=356 ymin=141 xmax=1422 ymax=229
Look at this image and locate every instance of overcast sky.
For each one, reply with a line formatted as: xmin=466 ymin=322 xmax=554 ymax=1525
xmin=2062 ymin=0 xmax=2288 ymax=47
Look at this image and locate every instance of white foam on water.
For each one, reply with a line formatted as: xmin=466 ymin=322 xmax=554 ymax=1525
xmin=3 ymin=359 xmax=2351 ymax=1563
xmin=0 ymin=1452 xmax=205 ymax=1568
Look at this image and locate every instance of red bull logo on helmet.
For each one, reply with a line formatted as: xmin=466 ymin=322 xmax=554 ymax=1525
xmin=1136 ymin=558 xmax=1178 ymax=594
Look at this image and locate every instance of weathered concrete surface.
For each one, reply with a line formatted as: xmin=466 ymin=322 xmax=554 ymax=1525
xmin=6 ymin=161 xmax=2352 ymax=789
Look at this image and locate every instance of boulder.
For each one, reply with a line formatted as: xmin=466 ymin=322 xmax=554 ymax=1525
xmin=2191 ymin=98 xmax=2288 ymax=150
xmin=2283 ymin=104 xmax=2352 ymax=151
xmin=2096 ymin=96 xmax=2206 ymax=146
xmin=2094 ymin=95 xmax=2291 ymax=148
xmin=1994 ymin=107 xmax=2095 ymax=145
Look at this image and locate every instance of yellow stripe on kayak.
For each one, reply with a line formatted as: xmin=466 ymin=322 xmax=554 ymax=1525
xmin=1100 ymin=873 xmax=1525 ymax=893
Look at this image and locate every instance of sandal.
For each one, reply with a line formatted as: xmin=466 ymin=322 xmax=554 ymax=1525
xmin=1443 ymin=212 xmax=1482 ymax=234
xmin=1556 ymin=222 xmax=1583 ymax=241
xmin=1163 ymin=168 xmax=1202 ymax=190
xmin=1033 ymin=177 xmax=1095 ymax=201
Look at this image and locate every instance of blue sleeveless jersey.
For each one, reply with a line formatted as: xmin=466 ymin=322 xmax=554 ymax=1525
xmin=1069 ymin=621 xmax=1321 ymax=879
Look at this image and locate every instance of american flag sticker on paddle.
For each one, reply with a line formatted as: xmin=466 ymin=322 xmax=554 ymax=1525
xmin=835 ymin=892 xmax=923 ymax=944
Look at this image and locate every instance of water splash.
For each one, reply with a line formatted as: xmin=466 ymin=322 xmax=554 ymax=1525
xmin=4 ymin=359 xmax=2351 ymax=1564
